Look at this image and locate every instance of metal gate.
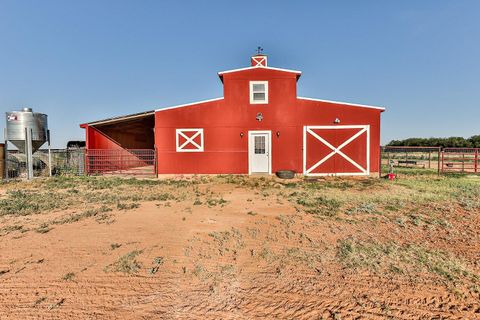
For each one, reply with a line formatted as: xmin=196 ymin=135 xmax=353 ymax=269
xmin=86 ymin=149 xmax=156 ymax=176
xmin=441 ymin=148 xmax=479 ymax=174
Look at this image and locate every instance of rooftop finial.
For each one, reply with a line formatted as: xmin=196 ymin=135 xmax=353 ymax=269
xmin=256 ymin=46 xmax=264 ymax=55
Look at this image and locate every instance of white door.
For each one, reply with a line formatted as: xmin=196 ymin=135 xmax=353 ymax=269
xmin=249 ymin=131 xmax=271 ymax=174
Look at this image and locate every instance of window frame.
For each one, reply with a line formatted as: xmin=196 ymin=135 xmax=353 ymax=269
xmin=249 ymin=81 xmax=269 ymax=104
xmin=175 ymin=128 xmax=204 ymax=152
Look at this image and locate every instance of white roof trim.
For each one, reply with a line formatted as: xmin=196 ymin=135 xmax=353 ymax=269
xmin=298 ymin=97 xmax=385 ymax=111
xmin=218 ymin=65 xmax=302 ymax=75
xmin=155 ymin=97 xmax=224 ymax=112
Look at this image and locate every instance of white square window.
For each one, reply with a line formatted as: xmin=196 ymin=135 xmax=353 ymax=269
xmin=250 ymin=81 xmax=268 ymax=104
xmin=176 ymin=128 xmax=204 ymax=152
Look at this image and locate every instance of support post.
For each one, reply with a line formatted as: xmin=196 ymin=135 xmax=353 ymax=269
xmin=155 ymin=147 xmax=158 ymax=178
xmin=47 ymin=130 xmax=52 ymax=177
xmin=4 ymin=128 xmax=8 ymax=181
xmin=25 ymin=128 xmax=34 ymax=180
xmin=428 ymin=151 xmax=431 ymax=169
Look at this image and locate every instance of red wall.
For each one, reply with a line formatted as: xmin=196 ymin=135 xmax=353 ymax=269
xmin=85 ymin=126 xmax=124 ymax=150
xmin=154 ymin=67 xmax=383 ymax=175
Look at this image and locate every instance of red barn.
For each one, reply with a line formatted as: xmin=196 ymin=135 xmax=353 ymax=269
xmin=80 ymin=54 xmax=385 ymax=177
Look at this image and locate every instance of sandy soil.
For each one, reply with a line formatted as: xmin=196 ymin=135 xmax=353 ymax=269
xmin=0 ymin=176 xmax=479 ymax=319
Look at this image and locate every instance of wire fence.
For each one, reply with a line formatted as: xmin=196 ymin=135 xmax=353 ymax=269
xmin=4 ymin=148 xmax=85 ymax=180
xmin=381 ymin=146 xmax=480 ymax=175
xmin=2 ymin=148 xmax=156 ymax=180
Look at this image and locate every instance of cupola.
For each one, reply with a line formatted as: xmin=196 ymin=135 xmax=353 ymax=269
xmin=251 ymin=47 xmax=267 ymax=67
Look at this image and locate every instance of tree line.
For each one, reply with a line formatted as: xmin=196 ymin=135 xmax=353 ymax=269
xmin=387 ymin=135 xmax=480 ymax=148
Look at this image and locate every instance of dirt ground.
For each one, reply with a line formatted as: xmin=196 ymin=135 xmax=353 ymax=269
xmin=0 ymin=173 xmax=479 ymax=319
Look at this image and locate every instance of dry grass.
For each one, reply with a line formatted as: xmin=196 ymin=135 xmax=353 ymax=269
xmin=338 ymin=238 xmax=479 ymax=284
xmin=1 ymin=170 xmax=480 ymax=318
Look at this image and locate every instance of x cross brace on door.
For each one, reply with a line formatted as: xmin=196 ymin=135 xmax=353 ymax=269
xmin=304 ymin=126 xmax=370 ymax=176
xmin=176 ymin=129 xmax=204 ymax=152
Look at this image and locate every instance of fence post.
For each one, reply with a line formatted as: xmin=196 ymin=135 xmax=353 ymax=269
xmin=155 ymin=148 xmax=158 ymax=178
xmin=440 ymin=150 xmax=444 ymax=175
xmin=475 ymin=149 xmax=478 ymax=174
xmin=378 ymin=147 xmax=382 ymax=178
xmin=85 ymin=149 xmax=89 ymax=175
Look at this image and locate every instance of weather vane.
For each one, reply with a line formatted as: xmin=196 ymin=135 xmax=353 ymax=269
xmin=256 ymin=46 xmax=264 ymax=55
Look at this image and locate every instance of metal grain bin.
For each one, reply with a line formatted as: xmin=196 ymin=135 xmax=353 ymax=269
xmin=6 ymin=108 xmax=48 ymax=153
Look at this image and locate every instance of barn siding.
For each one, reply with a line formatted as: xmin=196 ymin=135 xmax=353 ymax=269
xmin=154 ymin=67 xmax=382 ymax=175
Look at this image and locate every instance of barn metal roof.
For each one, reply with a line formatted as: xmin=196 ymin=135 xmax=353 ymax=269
xmin=80 ymin=110 xmax=155 ymax=127
xmin=154 ymin=97 xmax=224 ymax=112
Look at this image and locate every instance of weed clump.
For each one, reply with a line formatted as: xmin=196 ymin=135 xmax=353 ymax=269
xmin=35 ymin=223 xmax=52 ymax=234
xmin=105 ymin=250 xmax=143 ymax=274
xmin=149 ymin=257 xmax=164 ymax=275
xmin=346 ymin=202 xmax=378 ymax=215
xmin=62 ymin=272 xmax=75 ymax=281
xmin=110 ymin=243 xmax=122 ymax=250
xmin=0 ymin=224 xmax=24 ymax=236
xmin=117 ymin=202 xmax=140 ymax=210
xmin=206 ymin=198 xmax=228 ymax=207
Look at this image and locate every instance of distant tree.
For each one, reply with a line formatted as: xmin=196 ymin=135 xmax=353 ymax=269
xmin=468 ymin=135 xmax=480 ymax=148
xmin=387 ymin=135 xmax=479 ymax=148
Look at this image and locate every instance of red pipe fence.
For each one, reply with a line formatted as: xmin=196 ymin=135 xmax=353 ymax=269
xmin=86 ymin=149 xmax=156 ymax=176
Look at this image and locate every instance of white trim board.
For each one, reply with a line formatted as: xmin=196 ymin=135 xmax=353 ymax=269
xmin=249 ymin=81 xmax=269 ymax=104
xmin=303 ymin=125 xmax=370 ymax=177
xmin=218 ymin=65 xmax=302 ymax=75
xmin=156 ymin=98 xmax=224 ymax=112
xmin=176 ymin=128 xmax=204 ymax=152
xmin=298 ymin=97 xmax=385 ymax=111
xmin=248 ymin=130 xmax=272 ymax=175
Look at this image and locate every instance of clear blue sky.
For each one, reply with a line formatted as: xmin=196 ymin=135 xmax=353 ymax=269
xmin=1 ymin=0 xmax=479 ymax=147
